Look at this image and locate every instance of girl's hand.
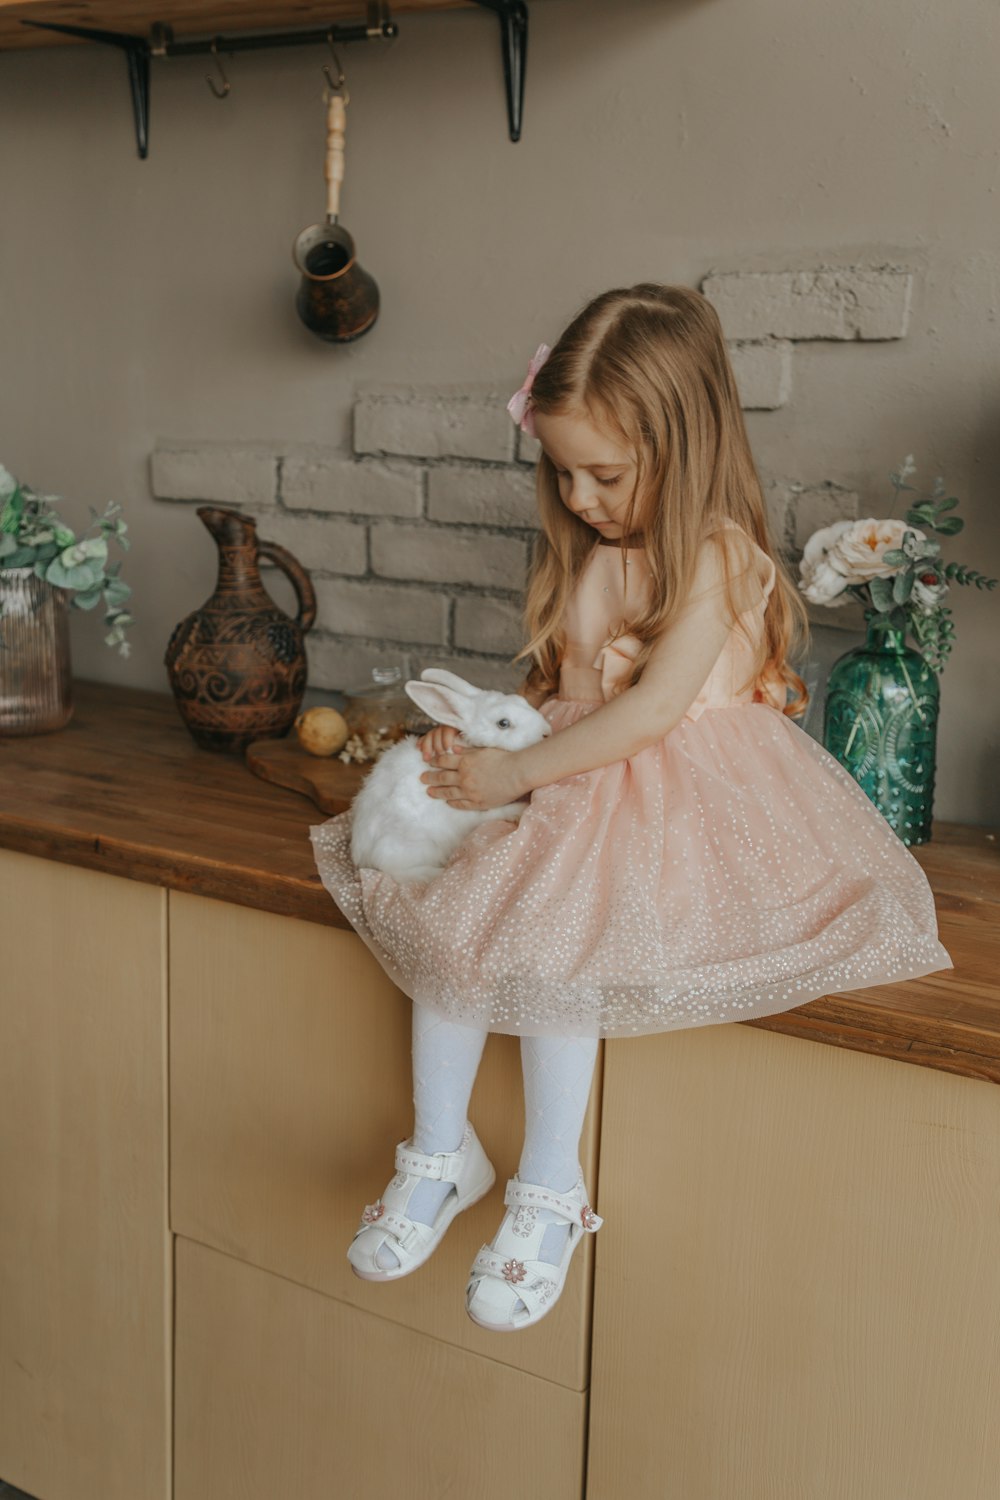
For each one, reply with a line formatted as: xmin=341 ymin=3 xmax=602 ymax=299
xmin=417 ymin=724 xmax=463 ymax=762
xmin=419 ymin=745 xmax=528 ymax=812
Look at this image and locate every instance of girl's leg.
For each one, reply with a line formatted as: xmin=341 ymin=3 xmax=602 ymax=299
xmin=375 ymin=1001 xmax=490 ymax=1271
xmin=508 ymin=1032 xmax=600 ymax=1313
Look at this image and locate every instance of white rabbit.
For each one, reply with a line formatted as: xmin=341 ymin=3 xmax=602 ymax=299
xmin=349 ymin=667 xmax=553 ymax=884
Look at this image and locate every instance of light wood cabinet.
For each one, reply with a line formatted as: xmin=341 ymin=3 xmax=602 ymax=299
xmin=2 ymin=808 xmax=997 ymax=1500
xmin=588 ymin=1021 xmax=1000 ymax=1500
xmin=0 ymin=848 xmax=171 ymax=1500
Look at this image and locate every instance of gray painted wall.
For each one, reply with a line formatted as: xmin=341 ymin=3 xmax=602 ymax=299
xmin=1 ymin=0 xmax=997 ymax=821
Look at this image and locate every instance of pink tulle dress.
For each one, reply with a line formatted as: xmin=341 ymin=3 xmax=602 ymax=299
xmin=309 ymin=520 xmax=954 ymax=1040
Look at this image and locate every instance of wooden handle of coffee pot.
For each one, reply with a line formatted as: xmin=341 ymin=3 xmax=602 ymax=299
xmin=325 ymin=92 xmax=346 ymax=221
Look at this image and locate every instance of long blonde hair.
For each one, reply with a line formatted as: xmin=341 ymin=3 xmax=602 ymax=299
xmin=512 ymin=282 xmax=810 ymax=718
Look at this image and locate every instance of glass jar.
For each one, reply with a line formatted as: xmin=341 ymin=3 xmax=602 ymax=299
xmin=341 ymin=665 xmax=429 ymax=750
xmin=823 ymin=612 xmax=939 ymax=845
xmin=0 ymin=566 xmax=74 ymax=735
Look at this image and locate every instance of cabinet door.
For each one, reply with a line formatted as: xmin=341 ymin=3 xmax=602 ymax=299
xmin=588 ymin=1020 xmax=1000 ymax=1500
xmin=0 ymin=849 xmax=170 ymax=1500
xmin=169 ymin=889 xmax=601 ymax=1393
xmin=175 ymin=1235 xmax=586 ymax=1500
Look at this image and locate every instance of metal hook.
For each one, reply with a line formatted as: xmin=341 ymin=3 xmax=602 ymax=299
xmin=322 ymin=33 xmax=350 ymax=102
xmin=206 ymin=37 xmax=230 ymax=99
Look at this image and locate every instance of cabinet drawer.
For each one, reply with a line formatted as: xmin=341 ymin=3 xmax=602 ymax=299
xmin=169 ymin=889 xmax=601 ymax=1391
xmin=175 ymin=1235 xmax=586 ymax=1500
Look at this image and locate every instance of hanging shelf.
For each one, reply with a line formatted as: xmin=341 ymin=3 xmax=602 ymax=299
xmin=0 ymin=0 xmax=528 ymax=155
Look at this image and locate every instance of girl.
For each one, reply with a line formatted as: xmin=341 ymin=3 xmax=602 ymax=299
xmin=309 ymin=282 xmax=954 ymax=1334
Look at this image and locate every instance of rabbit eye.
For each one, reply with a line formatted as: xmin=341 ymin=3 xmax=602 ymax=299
xmin=496 ymin=717 xmax=511 ymax=729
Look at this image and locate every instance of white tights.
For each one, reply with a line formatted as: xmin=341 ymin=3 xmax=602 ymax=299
xmin=375 ymin=1004 xmax=600 ymax=1313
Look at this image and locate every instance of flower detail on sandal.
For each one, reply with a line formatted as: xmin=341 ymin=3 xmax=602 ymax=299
xmin=501 ymin=1257 xmax=527 ymax=1284
xmin=581 ymin=1204 xmax=601 ymax=1231
xmin=361 ymin=1199 xmax=385 ymax=1224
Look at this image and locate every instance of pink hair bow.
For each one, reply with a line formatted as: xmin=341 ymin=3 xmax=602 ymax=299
xmin=506 ymin=343 xmax=552 ymax=437
xmin=591 ymin=630 xmax=643 ymax=701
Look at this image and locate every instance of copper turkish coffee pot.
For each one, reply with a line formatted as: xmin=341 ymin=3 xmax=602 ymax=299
xmin=292 ymin=73 xmax=379 ymax=343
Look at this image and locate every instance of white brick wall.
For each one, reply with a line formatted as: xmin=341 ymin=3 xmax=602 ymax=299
xmin=311 ymin=576 xmax=449 ymax=644
xmin=354 ymin=384 xmax=515 ymax=463
xmin=281 ymin=448 xmax=422 ymax=518
xmin=701 ymin=266 xmax=914 ymax=342
xmin=427 ymin=464 xmax=538 ymax=527
xmin=150 ymin=441 xmax=278 ymax=507
xmin=151 ymin=267 xmax=909 ymax=697
xmin=729 ymin=339 xmax=793 ymax=409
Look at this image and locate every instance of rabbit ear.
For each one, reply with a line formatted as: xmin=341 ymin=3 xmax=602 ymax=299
xmin=418 ymin=667 xmax=479 ymax=696
xmin=405 ymin=680 xmax=470 ymax=730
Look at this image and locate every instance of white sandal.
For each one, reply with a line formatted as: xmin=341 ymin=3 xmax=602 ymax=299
xmin=347 ymin=1119 xmax=496 ymax=1282
xmin=464 ymin=1171 xmax=604 ymax=1331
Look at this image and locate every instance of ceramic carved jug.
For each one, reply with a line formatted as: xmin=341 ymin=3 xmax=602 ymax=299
xmin=164 ymin=507 xmax=317 ymax=754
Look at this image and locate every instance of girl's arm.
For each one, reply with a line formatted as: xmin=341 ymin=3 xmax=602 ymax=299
xmin=512 ymin=534 xmax=764 ymax=795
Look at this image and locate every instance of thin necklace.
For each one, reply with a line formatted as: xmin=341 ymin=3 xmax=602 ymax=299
xmin=595 ymin=530 xmax=645 ymax=547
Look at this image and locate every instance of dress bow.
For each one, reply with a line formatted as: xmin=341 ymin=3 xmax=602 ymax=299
xmin=591 ymin=630 xmax=643 ymax=701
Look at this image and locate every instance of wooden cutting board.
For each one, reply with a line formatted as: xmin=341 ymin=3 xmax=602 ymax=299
xmin=245 ymin=736 xmax=372 ymax=813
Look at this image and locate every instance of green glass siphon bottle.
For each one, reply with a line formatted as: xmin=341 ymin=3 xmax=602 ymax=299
xmin=823 ymin=610 xmax=940 ymax=845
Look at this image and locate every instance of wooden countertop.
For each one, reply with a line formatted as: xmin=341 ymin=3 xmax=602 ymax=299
xmin=3 ymin=679 xmax=999 ymax=1084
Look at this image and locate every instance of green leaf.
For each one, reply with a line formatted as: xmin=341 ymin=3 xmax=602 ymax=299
xmin=3 ymin=545 xmax=38 ymax=568
xmin=869 ymin=575 xmax=895 ymax=610
xmin=934 ymin=516 xmax=964 ymax=534
xmin=70 ymin=589 xmax=104 ymax=611
xmin=103 ymin=579 xmax=132 ymax=606
xmin=59 ymin=535 xmax=108 ymax=569
xmin=880 ymin=548 xmax=906 ymax=566
xmin=0 ymin=486 xmax=25 ymax=535
xmin=893 ymin=570 xmax=914 ymax=603
xmin=44 ymin=557 xmax=102 ymax=590
xmin=935 ymin=496 xmax=959 ymax=512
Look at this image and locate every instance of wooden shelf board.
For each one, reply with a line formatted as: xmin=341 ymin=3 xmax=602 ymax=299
xmin=0 ymin=0 xmax=473 ymax=52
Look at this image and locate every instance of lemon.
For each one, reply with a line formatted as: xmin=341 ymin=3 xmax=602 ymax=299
xmin=294 ymin=706 xmax=350 ymax=757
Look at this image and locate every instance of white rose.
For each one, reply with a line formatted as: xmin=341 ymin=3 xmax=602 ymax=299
xmin=830 ymin=517 xmax=926 ymax=581
xmin=798 ymin=519 xmax=855 ymax=606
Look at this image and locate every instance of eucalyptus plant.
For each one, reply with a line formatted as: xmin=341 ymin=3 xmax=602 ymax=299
xmin=0 ymin=464 xmax=133 ymax=657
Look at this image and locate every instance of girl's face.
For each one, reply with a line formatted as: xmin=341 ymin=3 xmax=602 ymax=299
xmin=532 ymin=408 xmax=638 ymax=538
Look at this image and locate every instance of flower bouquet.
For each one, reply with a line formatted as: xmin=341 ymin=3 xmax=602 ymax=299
xmin=798 ymin=456 xmax=996 ymax=844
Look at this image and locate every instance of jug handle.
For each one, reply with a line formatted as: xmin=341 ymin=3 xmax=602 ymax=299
xmin=257 ymin=539 xmax=317 ymax=633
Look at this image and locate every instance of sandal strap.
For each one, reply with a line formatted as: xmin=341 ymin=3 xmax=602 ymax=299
xmin=503 ymin=1176 xmax=604 ymax=1232
xmin=356 ymin=1205 xmax=426 ymax=1256
xmin=394 ymin=1122 xmax=472 ymax=1183
xmin=468 ymin=1248 xmax=563 ymax=1316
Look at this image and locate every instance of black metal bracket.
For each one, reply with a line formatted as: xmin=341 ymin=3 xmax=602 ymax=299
xmin=468 ymin=0 xmax=528 ymax=142
xmin=18 ymin=1 xmax=529 ymax=159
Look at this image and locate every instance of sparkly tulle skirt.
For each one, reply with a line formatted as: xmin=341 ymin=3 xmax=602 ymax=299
xmin=308 ymin=696 xmax=954 ymax=1040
